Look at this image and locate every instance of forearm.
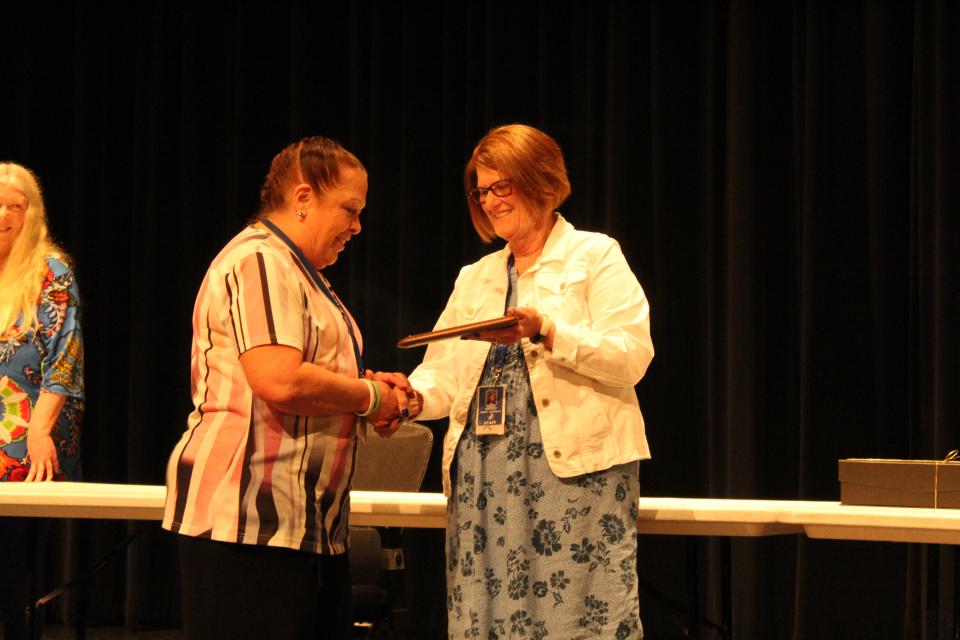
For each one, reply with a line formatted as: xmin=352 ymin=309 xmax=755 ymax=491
xmin=407 ymin=381 xmax=450 ymax=421
xmin=406 ymin=319 xmax=468 ymax=420
xmin=259 ymin=362 xmax=371 ymax=416
xmin=408 ymin=350 xmax=462 ymax=420
xmin=239 ymin=345 xmax=372 ymax=416
xmin=547 ymin=320 xmax=653 ymax=387
xmin=28 ymin=391 xmax=67 ymax=436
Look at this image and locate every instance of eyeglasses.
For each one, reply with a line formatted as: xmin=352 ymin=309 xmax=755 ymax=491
xmin=467 ymin=179 xmax=513 ymax=203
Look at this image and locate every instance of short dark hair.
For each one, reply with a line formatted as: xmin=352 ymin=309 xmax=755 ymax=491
xmin=258 ymin=136 xmax=364 ymax=215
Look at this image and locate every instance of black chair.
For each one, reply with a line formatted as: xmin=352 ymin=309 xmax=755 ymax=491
xmin=351 ymin=421 xmax=433 ymax=638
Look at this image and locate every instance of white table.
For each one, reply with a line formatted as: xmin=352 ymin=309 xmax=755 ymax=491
xmin=4 ymin=483 xmax=960 ymax=544
xmin=0 ymin=482 xmax=166 ymax=521
xmin=0 ymin=482 xmax=451 ymax=527
xmin=635 ymin=497 xmax=960 ymax=544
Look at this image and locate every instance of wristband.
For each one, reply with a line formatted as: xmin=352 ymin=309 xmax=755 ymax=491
xmin=356 ymin=379 xmax=381 ymax=417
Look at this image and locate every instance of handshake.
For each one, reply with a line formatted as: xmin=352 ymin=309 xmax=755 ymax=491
xmin=362 ymin=369 xmax=422 ymax=438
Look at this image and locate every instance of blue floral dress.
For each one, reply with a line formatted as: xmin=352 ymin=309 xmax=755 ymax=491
xmin=0 ymin=257 xmax=83 ymax=482
xmin=446 ymin=263 xmax=642 ymax=639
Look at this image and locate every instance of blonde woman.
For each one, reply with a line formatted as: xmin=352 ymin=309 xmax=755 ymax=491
xmin=0 ymin=163 xmax=84 ymax=638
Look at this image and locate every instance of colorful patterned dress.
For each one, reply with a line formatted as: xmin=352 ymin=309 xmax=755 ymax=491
xmin=0 ymin=257 xmax=84 ymax=482
xmin=446 ymin=264 xmax=642 ymax=639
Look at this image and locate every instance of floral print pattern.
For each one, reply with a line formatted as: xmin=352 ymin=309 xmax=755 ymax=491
xmin=446 ymin=265 xmax=642 ymax=639
xmin=0 ymin=257 xmax=83 ymax=481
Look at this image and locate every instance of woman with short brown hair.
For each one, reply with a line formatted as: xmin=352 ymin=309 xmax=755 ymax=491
xmin=406 ymin=124 xmax=653 ymax=638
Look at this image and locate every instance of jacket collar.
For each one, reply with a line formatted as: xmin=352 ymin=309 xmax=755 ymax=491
xmin=496 ymin=212 xmax=573 ymax=273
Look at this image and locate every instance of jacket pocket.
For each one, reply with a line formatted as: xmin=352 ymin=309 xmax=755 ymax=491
xmin=452 ymin=279 xmax=504 ymax=321
xmin=576 ymin=387 xmax=613 ymax=455
xmin=536 ymin=270 xmax=588 ymax=319
xmin=453 ymin=300 xmax=481 ymax=320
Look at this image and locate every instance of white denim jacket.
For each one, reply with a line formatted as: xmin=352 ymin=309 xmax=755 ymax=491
xmin=410 ymin=214 xmax=654 ymax=496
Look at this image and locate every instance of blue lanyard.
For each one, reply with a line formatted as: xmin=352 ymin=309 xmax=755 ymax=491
xmin=491 ymin=254 xmax=518 ymax=380
xmin=259 ymin=219 xmax=365 ymax=376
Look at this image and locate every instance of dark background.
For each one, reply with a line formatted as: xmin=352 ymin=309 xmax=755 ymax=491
xmin=4 ymin=1 xmax=959 ymax=638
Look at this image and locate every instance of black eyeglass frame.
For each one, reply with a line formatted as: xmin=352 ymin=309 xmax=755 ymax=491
xmin=467 ymin=179 xmax=513 ymax=203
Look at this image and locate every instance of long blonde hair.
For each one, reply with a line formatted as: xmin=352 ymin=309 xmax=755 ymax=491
xmin=0 ymin=163 xmax=65 ymax=339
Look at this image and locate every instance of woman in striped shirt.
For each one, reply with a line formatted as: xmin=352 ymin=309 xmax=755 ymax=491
xmin=163 ymin=136 xmax=407 ymax=640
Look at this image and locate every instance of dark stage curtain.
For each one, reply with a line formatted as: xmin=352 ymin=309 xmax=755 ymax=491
xmin=3 ymin=1 xmax=958 ymax=638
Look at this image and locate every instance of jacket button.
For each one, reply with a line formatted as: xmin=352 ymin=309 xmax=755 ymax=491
xmin=542 ymin=398 xmax=550 ymax=407
xmin=531 ymin=350 xmax=539 ymax=358
xmin=553 ymin=450 xmax=562 ymax=458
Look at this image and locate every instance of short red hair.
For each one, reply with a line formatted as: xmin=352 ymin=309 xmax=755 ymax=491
xmin=464 ymin=124 xmax=571 ymax=243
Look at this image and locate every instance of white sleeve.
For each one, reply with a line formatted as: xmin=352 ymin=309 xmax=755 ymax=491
xmin=408 ymin=270 xmax=470 ymax=420
xmin=546 ymin=241 xmax=654 ymax=388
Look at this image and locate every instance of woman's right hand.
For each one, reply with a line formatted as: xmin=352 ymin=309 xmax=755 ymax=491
xmin=365 ymin=369 xmax=412 ymax=393
xmin=368 ymin=380 xmax=408 ymax=437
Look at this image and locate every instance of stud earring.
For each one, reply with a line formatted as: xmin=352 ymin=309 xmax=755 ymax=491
xmin=296 ymin=210 xmax=306 ymax=220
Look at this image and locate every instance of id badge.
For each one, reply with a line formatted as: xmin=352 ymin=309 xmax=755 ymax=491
xmin=475 ymin=384 xmax=506 ymax=436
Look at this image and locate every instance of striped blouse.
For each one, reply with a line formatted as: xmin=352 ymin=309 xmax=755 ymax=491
xmin=162 ymin=225 xmax=362 ymax=555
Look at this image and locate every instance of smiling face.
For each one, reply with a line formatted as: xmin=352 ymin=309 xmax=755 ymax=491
xmin=0 ymin=184 xmax=28 ymax=267
xmin=474 ymin=166 xmax=541 ymax=245
xmin=302 ymin=165 xmax=368 ymax=269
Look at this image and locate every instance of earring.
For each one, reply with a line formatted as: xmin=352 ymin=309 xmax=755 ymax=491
xmin=296 ymin=210 xmax=306 ymax=220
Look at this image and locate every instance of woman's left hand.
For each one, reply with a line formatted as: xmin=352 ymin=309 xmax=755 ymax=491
xmin=462 ymin=306 xmax=543 ymax=344
xmin=24 ymin=391 xmax=66 ymax=482
xmin=25 ymin=431 xmax=60 ymax=482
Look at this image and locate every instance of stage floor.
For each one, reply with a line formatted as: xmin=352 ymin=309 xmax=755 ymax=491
xmin=0 ymin=626 xmax=181 ymax=639
xmin=0 ymin=626 xmax=397 ymax=639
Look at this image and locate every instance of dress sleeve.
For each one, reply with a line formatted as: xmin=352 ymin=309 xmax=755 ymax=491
xmin=226 ymin=249 xmax=305 ymax=354
xmin=39 ymin=259 xmax=84 ymax=399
